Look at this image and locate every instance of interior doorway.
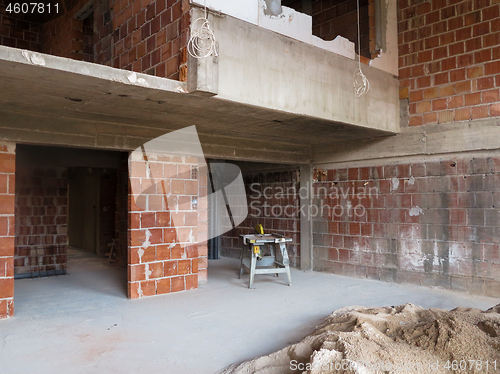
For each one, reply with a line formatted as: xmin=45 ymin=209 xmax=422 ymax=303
xmin=68 ymin=172 xmax=100 ymax=253
xmin=68 ymin=168 xmax=118 ymax=257
xmin=14 ymin=145 xmax=128 ymax=281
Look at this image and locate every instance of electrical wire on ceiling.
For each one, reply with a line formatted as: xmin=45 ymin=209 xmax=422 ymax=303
xmin=353 ymin=0 xmax=370 ymax=97
xmin=187 ymin=0 xmax=218 ymax=59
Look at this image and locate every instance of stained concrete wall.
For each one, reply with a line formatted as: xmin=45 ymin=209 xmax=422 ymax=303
xmin=201 ymin=8 xmax=400 ymax=133
xmin=312 ymin=155 xmax=500 ymax=297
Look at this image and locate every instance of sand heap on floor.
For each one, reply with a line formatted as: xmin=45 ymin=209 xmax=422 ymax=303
xmin=221 ymin=303 xmax=500 ymax=374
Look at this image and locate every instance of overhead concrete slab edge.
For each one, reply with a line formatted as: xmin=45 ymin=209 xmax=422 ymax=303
xmin=0 ymin=45 xmax=187 ymax=94
xmin=0 ymin=44 xmax=394 ymax=158
xmin=192 ymin=7 xmax=401 ymax=134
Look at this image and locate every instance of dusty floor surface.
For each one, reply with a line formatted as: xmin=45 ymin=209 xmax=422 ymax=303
xmin=0 ymin=249 xmax=498 ymax=374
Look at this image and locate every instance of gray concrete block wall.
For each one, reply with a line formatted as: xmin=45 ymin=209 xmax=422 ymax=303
xmin=312 ymin=156 xmax=500 ymax=297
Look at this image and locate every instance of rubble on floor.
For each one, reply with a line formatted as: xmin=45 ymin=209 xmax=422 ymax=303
xmin=221 ymin=303 xmax=500 ymax=374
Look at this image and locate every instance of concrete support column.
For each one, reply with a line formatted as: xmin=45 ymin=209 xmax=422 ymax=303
xmin=300 ymin=165 xmax=313 ymax=271
xmin=0 ymin=141 xmax=15 ymax=318
xmin=187 ymin=9 xmax=219 ymax=97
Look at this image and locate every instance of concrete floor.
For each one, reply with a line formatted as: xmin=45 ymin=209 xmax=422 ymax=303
xmin=0 ymin=250 xmax=498 ymax=374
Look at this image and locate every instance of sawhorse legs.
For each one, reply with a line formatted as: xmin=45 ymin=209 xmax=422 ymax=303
xmin=239 ymin=242 xmax=292 ymax=288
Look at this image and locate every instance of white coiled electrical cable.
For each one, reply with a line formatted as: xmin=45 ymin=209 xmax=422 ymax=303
xmin=353 ymin=0 xmax=370 ymax=97
xmin=354 ymin=67 xmax=370 ymax=97
xmin=188 ymin=2 xmax=218 ymax=59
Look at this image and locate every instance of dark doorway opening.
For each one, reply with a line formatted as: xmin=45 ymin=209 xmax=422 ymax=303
xmin=14 ymin=145 xmax=128 ymax=280
xmin=68 ymin=167 xmax=118 ymax=257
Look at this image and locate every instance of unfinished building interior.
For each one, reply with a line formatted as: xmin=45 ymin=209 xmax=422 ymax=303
xmin=14 ymin=145 xmax=128 ymax=280
xmin=0 ymin=0 xmax=500 ymax=371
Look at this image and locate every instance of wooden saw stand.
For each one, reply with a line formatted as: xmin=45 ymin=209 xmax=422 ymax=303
xmin=239 ymin=234 xmax=292 ymax=288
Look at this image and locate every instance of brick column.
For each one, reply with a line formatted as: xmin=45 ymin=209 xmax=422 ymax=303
xmin=128 ymin=155 xmax=201 ymax=298
xmin=197 ymin=163 xmax=208 ymax=284
xmin=0 ymin=142 xmax=15 ymax=318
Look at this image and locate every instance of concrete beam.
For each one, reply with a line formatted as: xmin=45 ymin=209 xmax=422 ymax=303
xmin=0 ymin=44 xmax=394 ymax=156
xmin=187 ymin=12 xmax=219 ymax=97
xmin=313 ymin=117 xmax=500 ymax=167
xmin=0 ymin=109 xmax=310 ymax=164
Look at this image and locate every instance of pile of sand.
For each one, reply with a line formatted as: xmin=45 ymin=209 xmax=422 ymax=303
xmin=221 ymin=303 xmax=500 ymax=374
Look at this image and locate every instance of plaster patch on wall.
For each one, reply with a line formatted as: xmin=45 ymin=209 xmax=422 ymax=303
xmin=263 ymin=0 xmax=282 ymax=16
xmin=137 ymin=248 xmax=145 ymax=262
xmin=0 ymin=141 xmax=15 ymax=154
xmin=391 ymin=177 xmax=399 ymax=191
xmin=401 ymin=250 xmax=425 ymax=271
xmin=188 ymin=229 xmax=195 ymax=243
xmin=312 ymin=36 xmax=355 ymax=60
xmin=141 ymin=229 xmax=152 ymax=250
xmin=190 ymin=0 xmax=259 ymax=25
xmin=127 ymin=72 xmax=149 ymax=86
xmin=147 ymin=153 xmax=159 ymax=161
xmin=400 ymin=237 xmax=422 ymax=255
xmin=22 ymin=50 xmax=45 ymax=66
xmin=407 ymin=176 xmax=415 ymax=185
xmin=409 ymin=206 xmax=423 ymax=217
xmin=353 ymin=242 xmax=360 ymax=253
xmin=470 ymin=226 xmax=478 ymax=242
xmin=144 ymin=263 xmax=152 ymax=280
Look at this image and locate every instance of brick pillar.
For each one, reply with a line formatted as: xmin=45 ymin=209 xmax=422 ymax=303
xmin=197 ymin=163 xmax=208 ymax=284
xmin=128 ymin=155 xmax=201 ymax=298
xmin=0 ymin=142 xmax=15 ymax=318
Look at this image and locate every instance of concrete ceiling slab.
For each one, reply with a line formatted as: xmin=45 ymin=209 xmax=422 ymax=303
xmin=0 ymin=46 xmax=394 ymax=164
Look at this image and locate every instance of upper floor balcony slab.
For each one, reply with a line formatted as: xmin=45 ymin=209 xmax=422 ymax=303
xmin=0 ymin=0 xmax=399 ymax=164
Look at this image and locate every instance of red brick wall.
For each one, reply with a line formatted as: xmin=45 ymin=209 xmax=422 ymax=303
xmin=111 ymin=0 xmax=189 ymax=79
xmin=399 ymin=0 xmax=500 ymax=126
xmin=197 ymin=163 xmax=208 ymax=283
xmin=14 ymin=166 xmax=68 ymax=278
xmin=0 ymin=0 xmax=42 ymax=51
xmin=313 ymin=157 xmax=500 ymax=297
xmin=82 ymin=15 xmax=95 ymax=62
xmin=42 ymin=0 xmax=113 ymax=64
xmin=1 ymin=0 xmax=189 ymax=79
xmin=128 ymin=156 xmax=202 ymax=298
xmin=221 ymin=171 xmax=301 ymax=268
xmin=0 ymin=141 xmax=15 ymax=319
xmin=312 ymin=0 xmax=371 ymax=59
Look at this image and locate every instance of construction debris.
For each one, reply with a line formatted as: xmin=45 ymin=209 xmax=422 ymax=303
xmin=222 ymin=303 xmax=500 ymax=374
